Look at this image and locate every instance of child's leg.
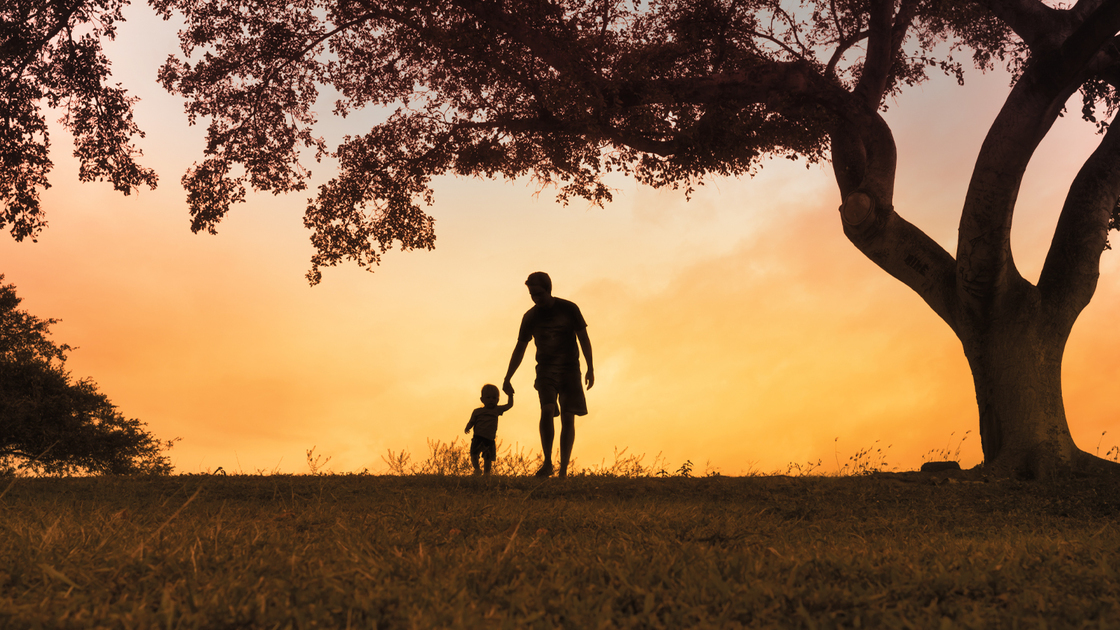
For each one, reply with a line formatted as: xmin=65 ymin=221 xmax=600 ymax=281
xmin=481 ymin=439 xmax=496 ymax=476
xmin=483 ymin=457 xmax=493 ymax=475
xmin=470 ymin=439 xmax=481 ymax=473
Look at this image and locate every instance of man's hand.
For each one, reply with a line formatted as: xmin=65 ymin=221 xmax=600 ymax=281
xmin=585 ymin=369 xmax=595 ymax=390
xmin=502 ymin=379 xmax=515 ymax=395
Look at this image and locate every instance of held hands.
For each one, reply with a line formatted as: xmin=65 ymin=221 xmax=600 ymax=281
xmin=502 ymin=379 xmax=514 ymax=396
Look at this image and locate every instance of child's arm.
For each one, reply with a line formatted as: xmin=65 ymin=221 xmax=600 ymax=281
xmin=499 ymin=393 xmax=514 ymax=413
xmin=464 ymin=412 xmax=476 ymax=434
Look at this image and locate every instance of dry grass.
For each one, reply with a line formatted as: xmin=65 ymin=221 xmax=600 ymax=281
xmin=2 ymin=470 xmax=1120 ymax=628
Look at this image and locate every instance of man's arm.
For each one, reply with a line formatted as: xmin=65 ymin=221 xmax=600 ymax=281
xmin=503 ymin=339 xmax=529 ymax=395
xmin=577 ymin=328 xmax=594 ymax=390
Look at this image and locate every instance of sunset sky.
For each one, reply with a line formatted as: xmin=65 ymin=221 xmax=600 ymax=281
xmin=4 ymin=5 xmax=1120 ymax=475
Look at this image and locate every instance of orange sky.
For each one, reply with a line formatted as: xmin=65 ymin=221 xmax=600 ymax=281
xmin=3 ymin=6 xmax=1119 ymax=475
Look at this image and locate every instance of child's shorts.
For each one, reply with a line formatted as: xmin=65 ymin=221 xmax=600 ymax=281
xmin=471 ymin=436 xmax=497 ymax=462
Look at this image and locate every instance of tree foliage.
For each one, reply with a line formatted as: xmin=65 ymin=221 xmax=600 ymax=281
xmin=0 ymin=276 xmax=173 ymax=475
xmin=1 ymin=0 xmax=157 ymax=242
xmin=149 ymin=0 xmax=1053 ymax=283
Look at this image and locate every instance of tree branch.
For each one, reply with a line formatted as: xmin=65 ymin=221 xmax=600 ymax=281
xmin=852 ymin=205 xmax=961 ymax=330
xmin=449 ymin=0 xmax=592 ymax=82
xmin=891 ymin=0 xmax=921 ymax=57
xmin=824 ymin=31 xmax=868 ymax=80
xmin=1038 ymin=109 xmax=1120 ymax=331
xmin=829 ymin=90 xmax=897 ymax=205
xmin=956 ymin=0 xmax=1120 ymax=313
xmin=853 ymin=0 xmax=896 ymax=108
xmin=1 ymin=0 xmax=84 ymax=93
xmin=827 ymin=104 xmax=958 ymax=328
xmin=615 ymin=60 xmax=831 ymax=109
xmin=975 ymin=0 xmax=1070 ymax=50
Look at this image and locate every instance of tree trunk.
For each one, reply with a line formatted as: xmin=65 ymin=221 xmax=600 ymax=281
xmin=957 ymin=281 xmax=1078 ymax=478
xmin=824 ymin=3 xmax=1120 ymax=480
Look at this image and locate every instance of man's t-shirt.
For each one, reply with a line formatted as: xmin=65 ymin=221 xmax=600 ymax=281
xmin=517 ymin=298 xmax=587 ymax=372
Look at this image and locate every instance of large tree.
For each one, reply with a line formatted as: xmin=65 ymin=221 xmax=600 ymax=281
xmin=0 ymin=276 xmax=174 ymax=475
xmin=147 ymin=0 xmax=1120 ymax=477
xmin=1 ymin=0 xmax=157 ymax=240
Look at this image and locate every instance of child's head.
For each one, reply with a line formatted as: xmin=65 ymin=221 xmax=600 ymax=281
xmin=480 ymin=384 xmax=500 ymax=407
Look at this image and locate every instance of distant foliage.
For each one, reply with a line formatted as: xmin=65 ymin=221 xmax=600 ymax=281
xmin=0 ymin=276 xmax=174 ymax=475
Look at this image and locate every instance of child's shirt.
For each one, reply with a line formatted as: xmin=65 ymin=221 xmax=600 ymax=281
xmin=466 ymin=403 xmax=512 ymax=440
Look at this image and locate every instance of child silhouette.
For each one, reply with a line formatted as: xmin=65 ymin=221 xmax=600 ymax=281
xmin=464 ymin=384 xmax=513 ymax=475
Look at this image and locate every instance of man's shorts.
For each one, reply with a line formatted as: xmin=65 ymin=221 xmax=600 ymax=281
xmin=535 ymin=367 xmax=587 ymax=417
xmin=471 ymin=436 xmax=497 ymax=462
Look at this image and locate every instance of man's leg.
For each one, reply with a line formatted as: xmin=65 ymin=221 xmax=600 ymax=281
xmin=537 ymin=403 xmax=556 ymax=476
xmin=558 ymin=412 xmax=576 ymax=477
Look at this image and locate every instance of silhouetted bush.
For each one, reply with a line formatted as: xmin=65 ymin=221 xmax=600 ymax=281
xmin=0 ymin=277 xmax=174 ymax=475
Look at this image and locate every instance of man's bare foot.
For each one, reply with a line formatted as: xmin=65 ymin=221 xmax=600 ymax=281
xmin=534 ymin=463 xmax=554 ymax=477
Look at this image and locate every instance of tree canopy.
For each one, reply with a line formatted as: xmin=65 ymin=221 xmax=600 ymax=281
xmin=149 ymin=0 xmax=1067 ymax=282
xmin=0 ymin=276 xmax=173 ymax=475
xmin=1 ymin=0 xmax=157 ymax=241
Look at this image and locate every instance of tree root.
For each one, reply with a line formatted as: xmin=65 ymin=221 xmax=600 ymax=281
xmin=1071 ymin=449 xmax=1120 ymax=477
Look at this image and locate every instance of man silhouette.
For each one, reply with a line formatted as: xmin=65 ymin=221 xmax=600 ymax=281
xmin=503 ymin=272 xmax=594 ymax=478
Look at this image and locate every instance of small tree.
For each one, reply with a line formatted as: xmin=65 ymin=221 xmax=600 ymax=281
xmin=1 ymin=0 xmax=157 ymax=241
xmin=0 ymin=276 xmax=173 ymax=475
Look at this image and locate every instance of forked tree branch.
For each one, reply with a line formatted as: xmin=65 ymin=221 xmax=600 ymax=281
xmin=1038 ymin=108 xmax=1120 ymax=331
xmin=957 ymin=0 xmax=1120 ymax=313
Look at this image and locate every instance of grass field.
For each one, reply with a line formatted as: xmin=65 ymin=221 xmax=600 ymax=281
xmin=3 ymin=466 xmax=1120 ymax=629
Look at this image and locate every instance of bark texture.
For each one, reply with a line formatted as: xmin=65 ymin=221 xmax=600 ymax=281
xmin=960 ymin=284 xmax=1076 ymax=478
